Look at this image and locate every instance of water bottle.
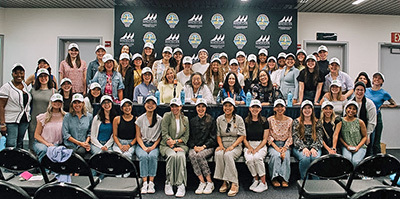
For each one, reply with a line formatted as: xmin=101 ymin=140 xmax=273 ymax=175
xmin=180 ymin=89 xmax=185 ymax=105
xmin=287 ymin=91 xmax=293 ymax=107
xmin=155 ymin=90 xmax=160 ymax=105
xmin=0 ymin=136 xmax=6 ymax=151
xmin=197 ymin=94 xmax=202 ymax=99
xmin=246 ymin=91 xmax=252 ymax=107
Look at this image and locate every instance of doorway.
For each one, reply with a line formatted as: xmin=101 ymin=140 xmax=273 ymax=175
xmin=303 ymin=40 xmax=349 ymax=72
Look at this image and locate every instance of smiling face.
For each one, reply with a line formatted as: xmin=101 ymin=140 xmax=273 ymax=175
xmin=355 ymin=85 xmax=365 ymax=100
xmin=174 ymin=52 xmax=183 ymax=61
xmin=330 ymin=85 xmax=340 ymax=94
xmin=68 ymin=48 xmax=79 ymax=58
xmin=101 ymin=100 xmax=112 ymax=111
xmin=318 ymin=50 xmax=328 ymax=61
xmin=306 ymin=59 xmax=316 ymax=70
xmin=121 ymin=46 xmax=129 ymax=54
xmin=51 ymin=101 xmax=63 ymax=110
xmin=329 ymin=63 xmax=340 ymax=74
xmin=273 ymin=104 xmax=286 ymax=115
xmin=302 ymin=105 xmax=313 ymax=117
xmin=249 ymin=60 xmax=256 ymax=69
xmin=170 ymin=104 xmax=182 ymax=116
xmin=259 ymin=70 xmax=269 ymax=85
xmin=38 ymin=74 xmax=49 ymax=85
xmin=143 ymin=72 xmax=152 ymax=84
xmin=121 ymin=103 xmax=132 ymax=115
xmin=211 ymin=62 xmax=219 ymax=72
xmin=278 ymin=58 xmax=286 ymax=67
xmin=72 ymin=101 xmax=84 ymax=113
xmin=285 ymin=56 xmax=295 ymax=67
xmin=196 ymin=104 xmax=206 ymax=118
xmin=162 ymin=52 xmax=172 ymax=60
xmin=220 ymin=57 xmax=227 ymax=65
xmin=144 ymin=47 xmax=153 ymax=56
xmin=249 ymin=106 xmax=261 ymax=117
xmin=119 ymin=58 xmax=129 ymax=68
xmin=61 ymin=82 xmax=72 ymax=92
xmin=144 ymin=100 xmax=156 ymax=112
xmin=91 ymin=87 xmax=101 ymax=98
xmin=323 ymin=106 xmax=333 ymax=119
xmin=357 ymin=75 xmax=368 ymax=86
xmin=259 ymin=54 xmax=267 ymax=62
xmin=297 ymin=53 xmax=305 ymax=62
xmin=184 ymin=63 xmax=192 ymax=71
xmin=230 ymin=64 xmax=239 ymax=72
xmin=133 ymin=58 xmax=143 ymax=67
xmin=268 ymin=60 xmax=276 ymax=70
xmin=228 ymin=74 xmax=236 ymax=87
xmin=345 ymin=105 xmax=357 ymax=117
xmin=372 ymin=75 xmax=383 ymax=87
xmin=165 ymin=69 xmax=175 ymax=83
xmin=96 ymin=49 xmax=106 ymax=60
xmin=198 ymin=51 xmax=208 ymax=61
xmin=192 ymin=74 xmax=202 ymax=90
xmin=104 ymin=60 xmax=114 ymax=72
xmin=237 ymin=55 xmax=245 ymax=64
xmin=12 ymin=69 xmax=25 ymax=83
xmin=223 ymin=103 xmax=234 ymax=115
xmin=38 ymin=61 xmax=49 ymax=69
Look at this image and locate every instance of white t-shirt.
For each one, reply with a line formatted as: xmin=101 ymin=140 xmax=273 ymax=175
xmin=177 ymin=71 xmax=191 ymax=86
xmin=175 ymin=119 xmax=180 ymax=138
xmin=192 ymin=63 xmax=209 ymax=75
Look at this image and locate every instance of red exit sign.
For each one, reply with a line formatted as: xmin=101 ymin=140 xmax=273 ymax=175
xmin=392 ymin=32 xmax=400 ymax=43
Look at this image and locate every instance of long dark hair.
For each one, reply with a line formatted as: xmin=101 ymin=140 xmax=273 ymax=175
xmin=304 ymin=61 xmax=320 ymax=87
xmin=142 ymin=48 xmax=156 ymax=68
xmin=170 ymin=57 xmax=183 ymax=73
xmin=86 ymin=89 xmax=103 ymax=104
xmin=33 ymin=73 xmax=54 ymax=90
xmin=66 ymin=50 xmax=82 ymax=69
xmin=98 ymin=105 xmax=117 ymax=123
xmin=245 ymin=111 xmax=266 ymax=124
xmin=297 ymin=104 xmax=318 ymax=141
xmin=223 ymin=72 xmax=242 ymax=94
xmin=354 ymin=72 xmax=372 ymax=88
xmin=59 ymin=87 xmax=73 ymax=99
xmin=258 ymin=69 xmax=273 ymax=92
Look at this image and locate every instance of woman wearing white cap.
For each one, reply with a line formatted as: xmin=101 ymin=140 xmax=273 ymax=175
xmin=267 ymin=99 xmax=292 ymax=187
xmin=117 ymin=53 xmax=131 ymax=80
xmin=192 ymin=49 xmax=209 ymax=75
xmin=243 ymin=99 xmax=269 ymax=192
xmin=204 ymin=57 xmax=224 ymax=99
xmin=319 ymin=80 xmax=348 ymax=116
xmin=152 ymin=46 xmax=172 ymax=86
xmin=317 ymin=45 xmax=329 ymax=77
xmin=218 ymin=72 xmax=246 ymax=104
xmin=84 ymin=82 xmax=103 ymax=114
xmin=243 ymin=54 xmax=260 ymax=93
xmin=160 ymin=98 xmax=189 ymax=197
xmin=258 ymin=49 xmax=268 ymax=71
xmin=296 ymin=54 xmax=324 ymax=105
xmin=171 ymin=48 xmax=184 ymax=73
xmin=112 ymin=99 xmax=136 ymax=159
xmin=124 ymin=53 xmax=144 ymax=100
xmin=28 ymin=68 xmax=56 ymax=150
xmin=59 ymin=43 xmax=87 ymax=94
xmin=323 ymin=57 xmax=354 ymax=99
xmin=251 ymin=69 xmax=282 ymax=106
xmin=267 ymin=56 xmax=282 ymax=88
xmin=142 ymin=42 xmax=156 ymax=68
xmin=62 ymin=93 xmax=93 ymax=157
xmin=59 ymin=78 xmax=73 ymax=112
xmin=26 ymin=58 xmax=58 ymax=89
xmin=318 ymin=101 xmax=339 ymax=155
xmin=336 ymin=101 xmax=367 ymax=166
xmin=90 ymin=95 xmax=116 ymax=154
xmin=227 ymin=58 xmax=245 ymax=87
xmin=158 ymin=67 xmax=183 ymax=104
xmin=219 ymin=52 xmax=230 ymax=75
xmin=87 ymin=45 xmax=106 ymax=85
xmin=133 ymin=67 xmax=157 ymax=103
xmin=236 ymin=51 xmax=247 ymax=73
xmin=292 ymin=100 xmax=323 ymax=179
xmin=135 ymin=96 xmax=162 ymax=194
xmin=177 ymin=56 xmax=193 ymax=86
xmin=183 ymin=72 xmax=215 ymax=105
xmin=33 ymin=93 xmax=65 ymax=160
xmin=280 ymin=53 xmax=299 ymax=103
xmin=295 ymin=49 xmax=307 ymax=71
xmin=214 ymin=97 xmax=245 ymax=196
xmin=277 ymin=52 xmax=286 ymax=69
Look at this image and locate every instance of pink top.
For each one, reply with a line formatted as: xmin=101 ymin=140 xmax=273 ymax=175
xmin=59 ymin=60 xmax=87 ymax=93
xmin=37 ymin=112 xmax=64 ymax=144
xmin=267 ymin=116 xmax=293 ymax=148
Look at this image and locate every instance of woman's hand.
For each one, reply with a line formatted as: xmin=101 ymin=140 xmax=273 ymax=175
xmin=121 ymin=144 xmax=130 ymax=152
xmin=173 ymin=147 xmax=184 ymax=152
xmin=166 ymin=138 xmax=176 ymax=148
xmin=101 ymin=146 xmax=108 ymax=151
xmin=328 ymin=148 xmax=337 ymax=154
xmin=310 ymin=148 xmax=318 ymax=157
xmin=246 ymin=147 xmax=254 ymax=154
xmin=216 ymin=146 xmax=225 ymax=151
xmin=302 ymin=148 xmax=311 ymax=157
xmin=225 ymin=145 xmax=234 ymax=152
xmin=194 ymin=146 xmax=204 ymax=152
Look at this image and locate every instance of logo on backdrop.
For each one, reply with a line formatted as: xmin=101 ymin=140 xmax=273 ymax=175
xmin=188 ymin=33 xmax=202 ymax=49
xmin=256 ymin=14 xmax=270 ymax=30
xmin=143 ymin=32 xmax=157 ymax=44
xmin=165 ymin=33 xmax=180 ymax=47
xmin=210 ymin=34 xmax=225 ymax=49
xmin=255 ymin=35 xmax=270 ymax=49
xmin=120 ymin=32 xmax=135 ymax=46
xmin=166 ymin=13 xmax=179 ymax=28
xmin=278 ymin=16 xmax=293 ymax=30
xmin=188 ymin=14 xmax=203 ymax=29
xmin=143 ymin=13 xmax=157 ymax=28
xmin=211 ymin=13 xmax=224 ymax=29
xmin=278 ymin=34 xmax=292 ymax=50
xmin=233 ymin=33 xmax=247 ymax=49
xmin=121 ymin=12 xmax=134 ymax=28
xmin=233 ymin=15 xmax=248 ymax=29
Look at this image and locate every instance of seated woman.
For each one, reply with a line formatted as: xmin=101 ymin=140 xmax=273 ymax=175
xmin=112 ymin=98 xmax=136 ymax=159
xmin=296 ymin=54 xmax=324 ymax=105
xmin=158 ymin=67 xmax=183 ymax=104
xmin=33 ymin=94 xmax=65 ymax=160
xmin=267 ymin=99 xmax=292 ymax=187
xmin=133 ymin=67 xmax=157 ymax=103
xmin=160 ymin=98 xmax=189 ymax=197
xmin=292 ymin=100 xmax=323 ymax=179
xmin=320 ymin=80 xmax=348 ymax=116
xmin=243 ymin=100 xmax=269 ymax=193
xmin=184 ymin=72 xmax=215 ymax=105
xmin=336 ymin=101 xmax=367 ymax=166
xmin=217 ymin=72 xmax=245 ymax=105
xmin=188 ymin=98 xmax=217 ymax=195
xmin=214 ymin=98 xmax=246 ymax=197
xmin=135 ymin=96 xmax=162 ymax=194
xmin=323 ymin=57 xmax=354 ymax=99
xmin=90 ymin=95 xmax=116 ymax=154
xmin=318 ymin=101 xmax=340 ymax=155
xmin=251 ymin=69 xmax=279 ymax=106
xmin=84 ymin=82 xmax=102 ymax=114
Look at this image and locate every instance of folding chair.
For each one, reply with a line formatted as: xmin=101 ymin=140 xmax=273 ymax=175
xmin=349 ymin=185 xmax=400 ymax=199
xmin=0 ymin=180 xmax=30 ymax=199
xmin=34 ymin=182 xmax=99 ymax=199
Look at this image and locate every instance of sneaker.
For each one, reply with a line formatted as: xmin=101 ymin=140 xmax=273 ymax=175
xmin=195 ymin=182 xmax=206 ymax=194
xmin=175 ymin=184 xmax=186 ymax=197
xmin=164 ymin=182 xmax=174 ymax=196
xmin=249 ymin=179 xmax=259 ymax=191
xmin=141 ymin=181 xmax=148 ymax=194
xmin=203 ymin=182 xmax=214 ymax=194
xmin=147 ymin=181 xmax=155 ymax=194
xmin=253 ymin=182 xmax=268 ymax=193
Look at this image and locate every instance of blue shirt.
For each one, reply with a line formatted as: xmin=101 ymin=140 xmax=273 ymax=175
xmin=91 ymin=71 xmax=125 ymax=100
xmin=87 ymin=59 xmax=100 ymax=85
xmin=218 ymin=88 xmax=246 ymax=103
xmin=62 ymin=112 xmax=93 ymax=149
xmin=365 ymin=88 xmax=391 ymax=112
xmin=133 ymin=82 xmax=157 ymax=103
xmin=98 ymin=123 xmax=113 ymax=142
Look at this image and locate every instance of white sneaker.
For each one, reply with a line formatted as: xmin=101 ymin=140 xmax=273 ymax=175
xmin=141 ymin=181 xmax=148 ymax=194
xmin=175 ymin=184 xmax=186 ymax=197
xmin=253 ymin=182 xmax=268 ymax=193
xmin=164 ymin=182 xmax=174 ymax=196
xmin=195 ymin=182 xmax=206 ymax=194
xmin=147 ymin=181 xmax=155 ymax=194
xmin=203 ymin=182 xmax=214 ymax=194
xmin=249 ymin=179 xmax=259 ymax=191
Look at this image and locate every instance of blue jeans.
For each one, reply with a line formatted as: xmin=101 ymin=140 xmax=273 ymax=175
xmin=5 ymin=122 xmax=29 ymax=148
xmin=293 ymin=148 xmax=322 ymax=179
xmin=91 ymin=140 xmax=112 ymax=154
xmin=342 ymin=147 xmax=366 ymax=167
xmin=135 ymin=142 xmax=159 ymax=177
xmin=33 ymin=141 xmax=57 ymax=161
xmin=112 ymin=138 xmax=135 ymax=160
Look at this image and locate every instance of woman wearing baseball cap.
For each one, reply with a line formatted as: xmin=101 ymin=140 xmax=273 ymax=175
xmin=319 ymin=80 xmax=348 ymax=116
xmin=280 ymin=53 xmax=299 ymax=104
xmin=295 ymin=49 xmax=307 ymax=71
xmin=192 ymin=49 xmax=209 ymax=75
xmin=171 ymin=48 xmax=184 ymax=73
xmin=124 ymin=53 xmax=145 ymax=100
xmin=59 ymin=78 xmax=73 ymax=112
xmin=142 ymin=42 xmax=156 ymax=68
xmin=243 ymin=54 xmax=260 ymax=93
xmin=133 ymin=67 xmax=157 ymax=103
xmin=26 ymin=58 xmax=58 ymax=89
xmin=84 ymin=82 xmax=103 ymax=114
xmin=296 ymin=54 xmax=324 ymax=105
xmin=318 ymin=101 xmax=339 ymax=155
xmin=87 ymin=45 xmax=106 ymax=86
xmin=59 ymin=43 xmax=87 ymax=94
xmin=152 ymin=46 xmax=173 ymax=86
xmin=204 ymin=57 xmax=224 ymax=100
xmin=177 ymin=56 xmax=194 ymax=86
xmin=323 ymin=57 xmax=354 ymax=99
xmin=219 ymin=52 xmax=229 ymax=75
xmin=258 ymin=49 xmax=268 ymax=71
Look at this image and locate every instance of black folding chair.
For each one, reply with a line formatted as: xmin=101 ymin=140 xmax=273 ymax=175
xmin=349 ymin=185 xmax=400 ymax=199
xmin=0 ymin=147 xmax=54 ymax=195
xmin=297 ymin=154 xmax=354 ymax=199
xmin=34 ymin=182 xmax=99 ymax=199
xmin=0 ymin=180 xmax=30 ymax=199
xmin=41 ymin=151 xmax=99 ymax=189
xmin=89 ymin=151 xmax=142 ymax=199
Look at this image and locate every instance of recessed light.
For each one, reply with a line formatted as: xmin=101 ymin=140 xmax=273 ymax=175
xmin=352 ymin=0 xmax=367 ymax=5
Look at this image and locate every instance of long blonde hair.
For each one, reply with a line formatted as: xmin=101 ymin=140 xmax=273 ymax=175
xmin=161 ymin=67 xmax=177 ymax=84
xmin=242 ymin=61 xmax=259 ymax=80
xmin=328 ymin=86 xmax=343 ymax=101
xmin=319 ymin=106 xmax=336 ymax=126
xmin=44 ymin=101 xmax=66 ymax=124
xmin=98 ymin=60 xmax=118 ymax=72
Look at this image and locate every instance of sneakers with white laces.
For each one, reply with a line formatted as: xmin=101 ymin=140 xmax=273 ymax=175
xmin=147 ymin=181 xmax=155 ymax=194
xmin=249 ymin=179 xmax=259 ymax=191
xmin=175 ymin=184 xmax=186 ymax=197
xmin=195 ymin=182 xmax=206 ymax=194
xmin=141 ymin=181 xmax=148 ymax=194
xmin=253 ymin=182 xmax=268 ymax=193
xmin=164 ymin=181 xmax=174 ymax=196
xmin=203 ymin=182 xmax=214 ymax=194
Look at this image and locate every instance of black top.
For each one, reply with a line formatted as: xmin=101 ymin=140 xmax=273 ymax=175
xmin=188 ymin=114 xmax=218 ymax=149
xmin=245 ymin=119 xmax=269 ymax=141
xmin=297 ymin=69 xmax=325 ymax=91
xmin=318 ymin=60 xmax=330 ymax=78
xmin=20 ymin=93 xmax=29 ymax=123
xmin=118 ymin=116 xmax=136 ymax=139
xmin=123 ymin=67 xmax=134 ymax=100
xmin=244 ymin=77 xmax=257 ymax=93
xmin=322 ymin=121 xmax=334 ymax=148
xmin=63 ymin=97 xmax=71 ymax=113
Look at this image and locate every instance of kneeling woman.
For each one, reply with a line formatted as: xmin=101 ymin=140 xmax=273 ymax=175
xmin=160 ymin=98 xmax=189 ymax=197
xmin=214 ymin=97 xmax=246 ymax=197
xmin=112 ymin=99 xmax=136 ymax=159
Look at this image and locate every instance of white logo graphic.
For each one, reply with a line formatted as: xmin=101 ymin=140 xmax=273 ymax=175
xmin=278 ymin=16 xmax=293 ymax=30
xmin=188 ymin=14 xmax=203 ymax=22
xmin=256 ymin=35 xmax=270 ymax=43
xmin=165 ymin=33 xmax=180 ymax=47
xmin=120 ymin=32 xmax=135 ymax=46
xmin=233 ymin=15 xmax=248 ymax=29
xmin=211 ymin=34 xmax=225 ymax=42
xmin=188 ymin=14 xmax=203 ymax=29
xmin=210 ymin=34 xmax=225 ymax=49
xmin=211 ymin=13 xmax=224 ymax=29
xmin=143 ymin=13 xmax=157 ymax=21
xmin=143 ymin=13 xmax=157 ymax=28
xmin=120 ymin=32 xmax=135 ymax=40
xmin=234 ymin=15 xmax=248 ymax=23
xmin=255 ymin=35 xmax=271 ymax=49
xmin=279 ymin=16 xmax=293 ymax=23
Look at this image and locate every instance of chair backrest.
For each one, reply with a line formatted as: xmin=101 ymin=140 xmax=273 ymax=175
xmin=353 ymin=154 xmax=400 ymax=177
xmin=88 ymin=151 xmax=137 ymax=176
xmin=0 ymin=180 xmax=30 ymax=199
xmin=34 ymin=182 xmax=99 ymax=199
xmin=306 ymin=154 xmax=354 ymax=179
xmin=350 ymin=186 xmax=400 ymax=199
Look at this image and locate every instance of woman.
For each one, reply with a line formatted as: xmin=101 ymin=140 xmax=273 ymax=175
xmin=184 ymin=72 xmax=214 ymax=105
xmin=112 ymin=99 xmax=136 ymax=159
xmin=171 ymin=48 xmax=183 ymax=73
xmin=117 ymin=53 xmax=131 ymax=80
xmin=354 ymin=72 xmax=372 ymax=88
xmin=124 ymin=53 xmax=144 ymax=100
xmin=90 ymin=95 xmax=116 ymax=154
xmin=33 ymin=94 xmax=65 ymax=160
xmin=158 ymin=67 xmax=183 ymax=104
xmin=336 ymin=101 xmax=367 ymax=166
xmin=277 ymin=52 xmax=286 ymax=69
xmin=296 ymin=54 xmax=324 ymax=105
xmin=320 ymin=80 xmax=348 ymax=116
xmin=228 ymin=59 xmax=245 ymax=87
xmin=295 ymin=49 xmax=307 ymax=71
xmin=0 ymin=64 xmax=31 ymax=148
xmin=267 ymin=99 xmax=292 ymax=187
xmin=318 ymin=101 xmax=339 ymax=155
xmin=218 ymin=72 xmax=245 ymax=105
xmin=153 ymin=46 xmax=172 ymax=86
xmin=188 ymin=98 xmax=217 ymax=195
xmin=205 ymin=57 xmax=224 ymax=99
xmin=59 ymin=43 xmax=87 ymax=94
xmin=84 ymin=82 xmax=103 ymax=114
xmin=87 ymin=45 xmax=106 ymax=85
xmin=133 ymin=67 xmax=157 ymax=103
xmin=59 ymin=78 xmax=73 ymax=112
xmin=192 ymin=49 xmax=209 ymax=75
xmin=292 ymin=100 xmax=323 ymax=179
xmin=323 ymin=57 xmax=354 ymax=99
xmin=135 ymin=96 xmax=162 ymax=194
xmin=214 ymin=97 xmax=245 ymax=197
xmin=219 ymin=52 xmax=230 ymax=75
xmin=252 ymin=69 xmax=274 ymax=106
xmin=91 ymin=54 xmax=125 ymax=102
xmin=280 ymin=53 xmax=299 ymax=102
xmin=176 ymin=56 xmax=193 ymax=86
xmin=236 ymin=51 xmax=247 ymax=72
xmin=243 ymin=100 xmax=269 ymax=193
xmin=26 ymin=58 xmax=58 ymax=89
xmin=365 ymin=72 xmax=397 ymax=155
xmin=62 ymin=93 xmax=93 ymax=157
xmin=267 ymin=56 xmax=282 ymax=88
xmin=258 ymin=49 xmax=268 ymax=71
xmin=160 ymin=98 xmax=189 ymax=197
xmin=243 ymin=54 xmax=259 ymax=93
xmin=142 ymin=42 xmax=156 ymax=69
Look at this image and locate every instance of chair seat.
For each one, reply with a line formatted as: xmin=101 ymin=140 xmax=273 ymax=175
xmin=297 ymin=180 xmax=348 ymax=198
xmin=383 ymin=178 xmax=398 ymax=186
xmin=70 ymin=176 xmax=99 ymax=189
xmin=2 ymin=172 xmax=14 ymax=180
xmin=7 ymin=174 xmax=55 ymax=195
xmin=93 ymin=177 xmax=142 ymax=196
xmin=339 ymin=179 xmax=385 ymax=193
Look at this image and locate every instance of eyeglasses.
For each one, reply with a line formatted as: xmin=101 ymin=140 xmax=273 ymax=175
xmin=226 ymin=123 xmax=231 ymax=133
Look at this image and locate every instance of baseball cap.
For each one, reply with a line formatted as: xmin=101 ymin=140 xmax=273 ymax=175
xmin=301 ymin=100 xmax=314 ymax=109
xmin=229 ymin=59 xmax=239 ymax=65
xmin=195 ymin=98 xmax=208 ymax=107
xmin=89 ymin=82 xmax=101 ymax=90
xmin=258 ymin=49 xmax=268 ymax=56
xmin=305 ymin=54 xmax=317 ymax=62
xmin=143 ymin=42 xmax=154 ymax=49
xmin=120 ymin=98 xmax=133 ymax=107
xmin=102 ymin=54 xmax=114 ymax=63
xmin=100 ymin=95 xmax=113 ymax=104
xmin=329 ymin=57 xmax=341 ymax=66
xmin=248 ymin=54 xmax=257 ymax=62
xmin=267 ymin=56 xmax=277 ymax=63
xmin=219 ymin=52 xmax=228 ymax=59
xmin=170 ymin=98 xmax=182 ymax=106
xmin=345 ymin=100 xmax=359 ymax=111
xmin=163 ymin=46 xmax=173 ymax=54
xmin=119 ymin=53 xmax=130 ymax=61
xmin=354 ymin=81 xmax=366 ymax=89
xmin=12 ymin=63 xmax=25 ymax=72
xmin=277 ymin=52 xmax=286 ymax=59
xmin=285 ymin=53 xmax=295 ymax=59
xmin=222 ymin=97 xmax=236 ymax=107
xmin=236 ymin=51 xmax=246 ymax=58
xmin=71 ymin=93 xmax=84 ymax=103
xmin=296 ymin=49 xmax=307 ymax=56
xmin=330 ymin=80 xmax=342 ymax=88
xmin=211 ymin=57 xmax=221 ymax=64
xmin=321 ymin=101 xmax=334 ymax=109
xmin=36 ymin=68 xmax=49 ymax=76
xmin=95 ymin=45 xmax=106 ymax=52
xmin=250 ymin=99 xmax=262 ymax=108
xmin=68 ymin=43 xmax=79 ymax=51
xmin=173 ymin=48 xmax=183 ymax=54
xmin=183 ymin=56 xmax=193 ymax=64
xmin=274 ymin=99 xmax=286 ymax=107
xmin=373 ymin=72 xmax=385 ymax=82
xmin=50 ymin=93 xmax=63 ymax=102
xmin=141 ymin=67 xmax=152 ymax=75
xmin=37 ymin=57 xmax=49 ymax=65
xmin=60 ymin=78 xmax=72 ymax=86
xmin=132 ymin=53 xmax=143 ymax=60
xmin=318 ymin=45 xmax=328 ymax=52
xmin=145 ymin=95 xmax=157 ymax=104
xmin=198 ymin=49 xmax=208 ymax=56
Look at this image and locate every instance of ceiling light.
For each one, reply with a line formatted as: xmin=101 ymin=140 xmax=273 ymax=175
xmin=352 ymin=0 xmax=367 ymax=5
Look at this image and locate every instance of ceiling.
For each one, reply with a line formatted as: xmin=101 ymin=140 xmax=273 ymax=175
xmin=0 ymin=0 xmax=399 ymax=16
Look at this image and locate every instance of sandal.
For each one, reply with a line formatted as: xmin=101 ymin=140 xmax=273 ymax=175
xmin=272 ymin=179 xmax=281 ymax=187
xmin=227 ymin=183 xmax=239 ymax=197
xmin=219 ymin=181 xmax=229 ymax=193
xmin=281 ymin=180 xmax=289 ymax=187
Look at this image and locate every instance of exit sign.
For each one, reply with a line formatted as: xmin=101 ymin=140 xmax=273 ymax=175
xmin=392 ymin=32 xmax=400 ymax=43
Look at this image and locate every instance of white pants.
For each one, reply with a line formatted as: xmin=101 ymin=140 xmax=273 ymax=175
xmin=244 ymin=141 xmax=267 ymax=177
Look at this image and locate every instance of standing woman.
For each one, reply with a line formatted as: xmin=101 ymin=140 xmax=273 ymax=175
xmin=292 ymin=100 xmax=323 ymax=179
xmin=160 ymin=98 xmax=189 ymax=197
xmin=236 ymin=51 xmax=247 ymax=72
xmin=227 ymin=59 xmax=245 ymax=87
xmin=133 ymin=67 xmax=157 ymax=103
xmin=124 ymin=53 xmax=144 ymax=100
xmin=177 ymin=56 xmax=193 ymax=86
xmin=59 ymin=78 xmax=73 ymax=112
xmin=135 ymin=96 xmax=162 ymax=194
xmin=118 ymin=53 xmax=131 ymax=80
xmin=295 ymin=49 xmax=307 ymax=71
xmin=258 ymin=49 xmax=268 ymax=71
xmin=205 ymin=57 xmax=224 ymax=99
xmin=323 ymin=58 xmax=354 ymax=99
xmin=192 ymin=49 xmax=209 ymax=75
xmin=171 ymin=48 xmax=184 ymax=73
xmin=84 ymin=82 xmax=103 ymax=114
xmin=25 ymin=58 xmax=58 ymax=89
xmin=267 ymin=56 xmax=282 ymax=88
xmin=354 ymin=72 xmax=372 ymax=88
xmin=158 ymin=67 xmax=183 ymax=104
xmin=320 ymin=80 xmax=348 ymax=116
xmin=0 ymin=64 xmax=32 ymax=148
xmin=183 ymin=72 xmax=214 ymax=105
xmin=214 ymin=98 xmax=246 ymax=197
xmin=267 ymin=99 xmax=292 ymax=187
xmin=142 ymin=42 xmax=156 ymax=68
xmin=243 ymin=100 xmax=269 ymax=193
xmin=153 ymin=46 xmax=172 ymax=86
xmin=365 ymin=72 xmax=397 ymax=155
xmin=188 ymin=99 xmax=217 ymax=195
xmin=280 ymin=53 xmax=299 ymax=103
xmin=242 ymin=54 xmax=260 ymax=93
xmin=218 ymin=72 xmax=245 ymax=105
xmin=219 ymin=52 xmax=230 ymax=75
xmin=59 ymin=43 xmax=87 ymax=94
xmin=318 ymin=101 xmax=339 ymax=155
xmin=87 ymin=45 xmax=106 ymax=85
xmin=112 ymin=99 xmax=136 ymax=159
xmin=296 ymin=55 xmax=324 ymax=105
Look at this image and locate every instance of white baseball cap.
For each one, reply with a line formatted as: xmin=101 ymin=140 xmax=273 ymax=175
xmin=321 ymin=101 xmax=334 ymax=109
xmin=68 ymin=43 xmax=79 ymax=51
xmin=143 ymin=42 xmax=154 ymax=49
xmin=71 ymin=93 xmax=84 ymax=103
xmin=37 ymin=57 xmax=49 ymax=65
xmin=36 ymin=68 xmax=49 ymax=76
xmin=198 ymin=49 xmax=208 ymax=55
xmin=163 ymin=46 xmax=173 ymax=54
xmin=219 ymin=52 xmax=228 ymax=59
xmin=306 ymin=54 xmax=317 ymax=62
xmin=236 ymin=51 xmax=246 ymax=58
xmin=229 ymin=58 xmax=239 ymax=65
xmin=170 ymin=98 xmax=182 ymax=106
xmin=329 ymin=57 xmax=341 ymax=66
xmin=100 ymin=95 xmax=113 ymax=104
xmin=50 ymin=93 xmax=63 ymax=102
xmin=330 ymin=80 xmax=342 ymax=88
xmin=277 ymin=52 xmax=286 ymax=59
xmin=95 ymin=45 xmax=106 ymax=52
xmin=258 ymin=49 xmax=268 ymax=56
xmin=102 ymin=54 xmax=114 ymax=63
xmin=301 ymin=100 xmax=314 ymax=109
xmin=267 ymin=56 xmax=277 ymax=63
xmin=211 ymin=57 xmax=221 ymax=63
xmin=373 ymin=72 xmax=385 ymax=82
xmin=183 ymin=56 xmax=193 ymax=64
xmin=222 ymin=97 xmax=236 ymax=107
xmin=274 ymin=99 xmax=286 ymax=107
xmin=195 ymin=98 xmax=208 ymax=107
xmin=141 ymin=67 xmax=152 ymax=75
xmin=248 ymin=54 xmax=257 ymax=62
xmin=345 ymin=100 xmax=359 ymax=111
xmin=318 ymin=45 xmax=328 ymax=53
xmin=285 ymin=53 xmax=295 ymax=59
xmin=132 ymin=53 xmax=143 ymax=60
xmin=120 ymin=98 xmax=133 ymax=107
xmin=89 ymin=82 xmax=101 ymax=90
xmin=173 ymin=48 xmax=183 ymax=54
xmin=60 ymin=78 xmax=72 ymax=86
xmin=250 ymin=99 xmax=262 ymax=108
xmin=145 ymin=95 xmax=157 ymax=104
xmin=296 ymin=49 xmax=307 ymax=56
xmin=119 ymin=53 xmax=130 ymax=61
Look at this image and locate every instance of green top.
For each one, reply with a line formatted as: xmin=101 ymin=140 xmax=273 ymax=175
xmin=160 ymin=112 xmax=190 ymax=156
xmin=341 ymin=117 xmax=366 ymax=149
